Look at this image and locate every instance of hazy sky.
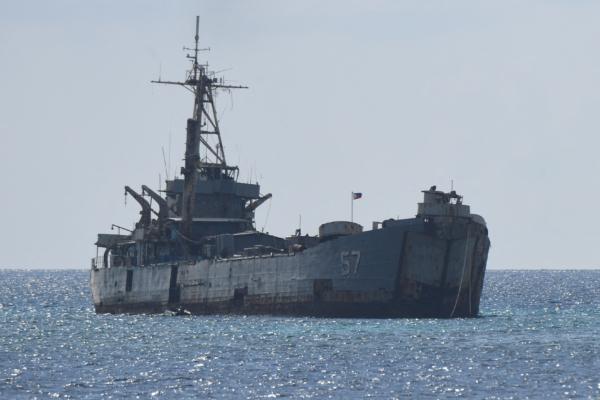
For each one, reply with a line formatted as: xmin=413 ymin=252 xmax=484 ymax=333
xmin=1 ymin=1 xmax=599 ymax=269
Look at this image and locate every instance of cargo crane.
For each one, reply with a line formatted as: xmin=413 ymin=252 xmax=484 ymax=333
xmin=142 ymin=185 xmax=171 ymax=220
xmin=124 ymin=186 xmax=152 ymax=227
xmin=245 ymin=193 xmax=272 ymax=218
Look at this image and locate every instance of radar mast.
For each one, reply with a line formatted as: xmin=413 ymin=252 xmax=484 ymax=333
xmin=152 ymin=16 xmax=247 ymax=238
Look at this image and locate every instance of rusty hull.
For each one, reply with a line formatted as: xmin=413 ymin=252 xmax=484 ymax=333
xmin=91 ymin=217 xmax=489 ymax=318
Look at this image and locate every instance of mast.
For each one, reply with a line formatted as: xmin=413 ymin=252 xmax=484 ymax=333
xmin=152 ymin=16 xmax=247 ymax=239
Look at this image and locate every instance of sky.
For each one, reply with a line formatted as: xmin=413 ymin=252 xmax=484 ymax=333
xmin=1 ymin=1 xmax=600 ymax=269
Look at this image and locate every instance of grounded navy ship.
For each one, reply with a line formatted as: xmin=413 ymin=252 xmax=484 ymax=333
xmin=91 ymin=18 xmax=490 ymax=318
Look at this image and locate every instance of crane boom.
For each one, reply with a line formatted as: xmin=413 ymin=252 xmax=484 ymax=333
xmin=124 ymin=186 xmax=152 ymax=226
xmin=142 ymin=185 xmax=171 ymax=220
xmin=245 ymin=193 xmax=272 ymax=213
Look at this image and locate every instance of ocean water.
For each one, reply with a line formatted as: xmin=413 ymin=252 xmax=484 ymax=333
xmin=0 ymin=270 xmax=598 ymax=399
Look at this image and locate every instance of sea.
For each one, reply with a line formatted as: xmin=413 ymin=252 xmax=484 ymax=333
xmin=0 ymin=270 xmax=598 ymax=399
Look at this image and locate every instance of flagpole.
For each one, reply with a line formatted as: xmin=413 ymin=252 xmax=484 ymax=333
xmin=351 ymin=192 xmax=353 ymax=222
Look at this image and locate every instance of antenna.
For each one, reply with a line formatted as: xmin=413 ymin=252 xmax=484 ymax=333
xmin=168 ymin=130 xmax=172 ymax=179
xmin=161 ymin=146 xmax=169 ymax=180
xmin=153 ymin=15 xmax=243 ymax=168
xmin=193 ymin=16 xmax=200 ymax=80
xmin=183 ymin=16 xmax=210 ymax=82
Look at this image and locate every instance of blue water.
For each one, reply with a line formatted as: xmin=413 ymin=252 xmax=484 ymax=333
xmin=0 ymin=270 xmax=598 ymax=399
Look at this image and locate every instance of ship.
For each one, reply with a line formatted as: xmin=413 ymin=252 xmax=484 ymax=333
xmin=90 ymin=17 xmax=491 ymax=318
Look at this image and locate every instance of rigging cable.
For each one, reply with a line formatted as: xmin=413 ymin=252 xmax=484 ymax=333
xmin=261 ymin=197 xmax=272 ymax=233
xmin=449 ymin=225 xmax=471 ymax=318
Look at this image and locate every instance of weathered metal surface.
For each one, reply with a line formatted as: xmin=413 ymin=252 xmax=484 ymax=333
xmin=319 ymin=221 xmax=363 ymax=239
xmin=95 ymin=234 xmax=129 ymax=248
xmin=90 ymin=18 xmax=491 ymax=319
xmin=91 ymin=218 xmax=490 ymax=318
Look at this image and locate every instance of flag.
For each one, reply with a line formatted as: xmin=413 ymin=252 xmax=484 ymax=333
xmin=352 ymin=192 xmax=362 ymax=200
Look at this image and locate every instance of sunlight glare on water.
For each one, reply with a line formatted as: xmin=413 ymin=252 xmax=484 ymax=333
xmin=0 ymin=270 xmax=599 ymax=398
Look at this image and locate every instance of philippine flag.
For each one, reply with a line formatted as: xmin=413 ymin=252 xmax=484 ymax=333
xmin=352 ymin=192 xmax=362 ymax=200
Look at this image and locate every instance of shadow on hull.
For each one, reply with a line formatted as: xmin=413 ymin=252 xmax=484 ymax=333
xmin=94 ymin=284 xmax=484 ymax=319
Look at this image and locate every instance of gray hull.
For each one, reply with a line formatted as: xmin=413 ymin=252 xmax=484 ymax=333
xmin=91 ymin=217 xmax=489 ymax=318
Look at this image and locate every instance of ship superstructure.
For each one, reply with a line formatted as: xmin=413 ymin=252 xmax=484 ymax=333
xmin=95 ymin=17 xmax=272 ymax=268
xmin=91 ymin=18 xmax=490 ymax=318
